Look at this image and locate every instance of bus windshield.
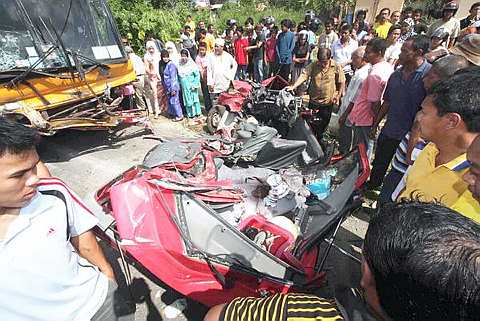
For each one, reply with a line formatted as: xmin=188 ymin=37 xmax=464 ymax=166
xmin=0 ymin=0 xmax=125 ymax=72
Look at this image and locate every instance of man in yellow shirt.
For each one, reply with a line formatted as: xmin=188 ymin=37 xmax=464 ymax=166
xmin=452 ymin=134 xmax=480 ymax=222
xmin=185 ymin=15 xmax=196 ymax=32
xmin=399 ymin=68 xmax=480 ymax=217
xmin=374 ymin=8 xmax=393 ymax=39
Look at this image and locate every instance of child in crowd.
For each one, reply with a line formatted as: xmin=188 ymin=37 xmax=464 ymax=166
xmin=413 ymin=9 xmax=423 ymax=25
xmin=402 ymin=6 xmax=414 ymax=27
xmin=195 ymin=42 xmax=212 ymax=111
xmin=224 ymin=28 xmax=235 ymax=57
xmin=178 ymin=49 xmax=201 ymax=119
xmin=399 ymin=20 xmax=414 ymax=43
xmin=264 ymin=26 xmax=278 ymax=77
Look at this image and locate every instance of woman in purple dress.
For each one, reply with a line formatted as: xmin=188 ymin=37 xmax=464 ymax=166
xmin=160 ymin=49 xmax=184 ymax=121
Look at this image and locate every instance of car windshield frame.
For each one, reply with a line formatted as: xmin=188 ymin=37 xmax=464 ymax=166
xmin=0 ymin=0 xmax=126 ymax=73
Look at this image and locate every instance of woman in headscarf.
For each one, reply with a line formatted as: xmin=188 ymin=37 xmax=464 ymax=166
xmin=178 ymin=49 xmax=201 ymax=119
xmin=144 ymin=40 xmax=162 ymax=117
xmin=160 ymin=49 xmax=183 ymax=121
xmin=165 ymin=41 xmax=181 ymax=65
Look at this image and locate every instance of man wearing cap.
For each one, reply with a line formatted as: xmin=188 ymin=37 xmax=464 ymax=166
xmin=427 ymin=1 xmax=461 ymax=48
xmin=450 ymin=33 xmax=480 ymax=66
xmin=206 ymin=38 xmax=238 ymax=106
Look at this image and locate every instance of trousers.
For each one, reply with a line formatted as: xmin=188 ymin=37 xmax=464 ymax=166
xmin=367 ymin=132 xmax=401 ymax=189
xmin=307 ymin=101 xmax=334 ymax=141
xmin=91 ymin=279 xmax=118 ymax=321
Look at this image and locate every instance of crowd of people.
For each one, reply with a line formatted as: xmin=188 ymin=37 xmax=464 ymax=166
xmin=1 ymin=1 xmax=480 ymax=321
xmin=126 ymin=2 xmax=479 ymax=129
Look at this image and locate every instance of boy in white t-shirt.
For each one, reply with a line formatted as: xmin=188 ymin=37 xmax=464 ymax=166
xmin=0 ymin=118 xmax=117 ymax=321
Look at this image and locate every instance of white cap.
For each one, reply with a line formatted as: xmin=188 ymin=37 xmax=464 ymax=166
xmin=215 ymin=38 xmax=225 ymax=47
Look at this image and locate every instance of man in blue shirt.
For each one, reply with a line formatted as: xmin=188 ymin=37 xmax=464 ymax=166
xmin=276 ymin=19 xmax=295 ymax=81
xmin=366 ymin=35 xmax=431 ymax=191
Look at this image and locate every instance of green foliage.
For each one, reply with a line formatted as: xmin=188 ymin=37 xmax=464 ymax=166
xmin=108 ymin=0 xmax=305 ymax=53
xmin=211 ymin=3 xmax=304 ymax=30
xmin=108 ymin=0 xmax=192 ymax=53
xmin=304 ymin=0 xmax=353 ymax=13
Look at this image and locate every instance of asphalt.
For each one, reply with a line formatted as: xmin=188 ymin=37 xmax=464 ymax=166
xmin=38 ymin=116 xmax=370 ymax=321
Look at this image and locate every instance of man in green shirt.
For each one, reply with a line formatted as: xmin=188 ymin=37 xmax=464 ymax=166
xmin=287 ymin=48 xmax=345 ymax=140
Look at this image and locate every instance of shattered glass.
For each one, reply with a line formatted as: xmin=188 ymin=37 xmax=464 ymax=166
xmin=0 ymin=0 xmax=124 ymax=74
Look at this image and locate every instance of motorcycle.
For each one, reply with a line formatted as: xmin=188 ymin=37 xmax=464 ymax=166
xmin=206 ymin=76 xmax=296 ymax=135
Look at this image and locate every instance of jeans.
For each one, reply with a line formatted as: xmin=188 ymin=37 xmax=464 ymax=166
xmin=367 ymin=132 xmax=402 ymax=190
xmin=267 ymin=61 xmax=277 ymax=77
xmin=352 ymin=125 xmax=374 ymax=160
xmin=235 ymin=65 xmax=248 ymax=80
xmin=338 ymin=121 xmax=353 ymax=155
xmin=379 ymin=167 xmax=404 ymax=205
xmin=253 ymin=59 xmax=264 ymax=83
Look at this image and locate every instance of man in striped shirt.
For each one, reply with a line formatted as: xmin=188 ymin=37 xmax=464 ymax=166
xmin=204 ymin=201 xmax=480 ymax=321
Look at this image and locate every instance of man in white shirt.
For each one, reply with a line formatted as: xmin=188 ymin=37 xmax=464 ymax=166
xmin=126 ymin=46 xmax=151 ymax=112
xmin=317 ymin=19 xmax=339 ymax=49
xmin=331 ymin=24 xmax=359 ymax=83
xmin=207 ymin=38 xmax=238 ymax=96
xmin=0 ymin=118 xmax=117 ymax=321
xmin=337 ymin=46 xmax=371 ymax=154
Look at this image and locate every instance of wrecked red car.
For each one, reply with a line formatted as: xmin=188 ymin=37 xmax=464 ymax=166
xmin=95 ymin=138 xmax=367 ymax=307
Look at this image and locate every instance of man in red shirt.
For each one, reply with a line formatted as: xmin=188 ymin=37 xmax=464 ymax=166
xmin=234 ymin=28 xmax=249 ymax=80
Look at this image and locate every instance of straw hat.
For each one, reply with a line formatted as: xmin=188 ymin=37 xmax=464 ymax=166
xmin=450 ymin=34 xmax=480 ymax=66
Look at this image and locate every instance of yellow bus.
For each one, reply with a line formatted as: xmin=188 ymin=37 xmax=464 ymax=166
xmin=0 ymin=0 xmax=138 ymax=135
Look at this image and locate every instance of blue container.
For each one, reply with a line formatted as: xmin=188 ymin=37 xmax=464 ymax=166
xmin=307 ymin=173 xmax=331 ymax=200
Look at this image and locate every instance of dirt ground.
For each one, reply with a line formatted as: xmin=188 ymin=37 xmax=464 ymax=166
xmin=39 ymin=116 xmax=370 ymax=321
